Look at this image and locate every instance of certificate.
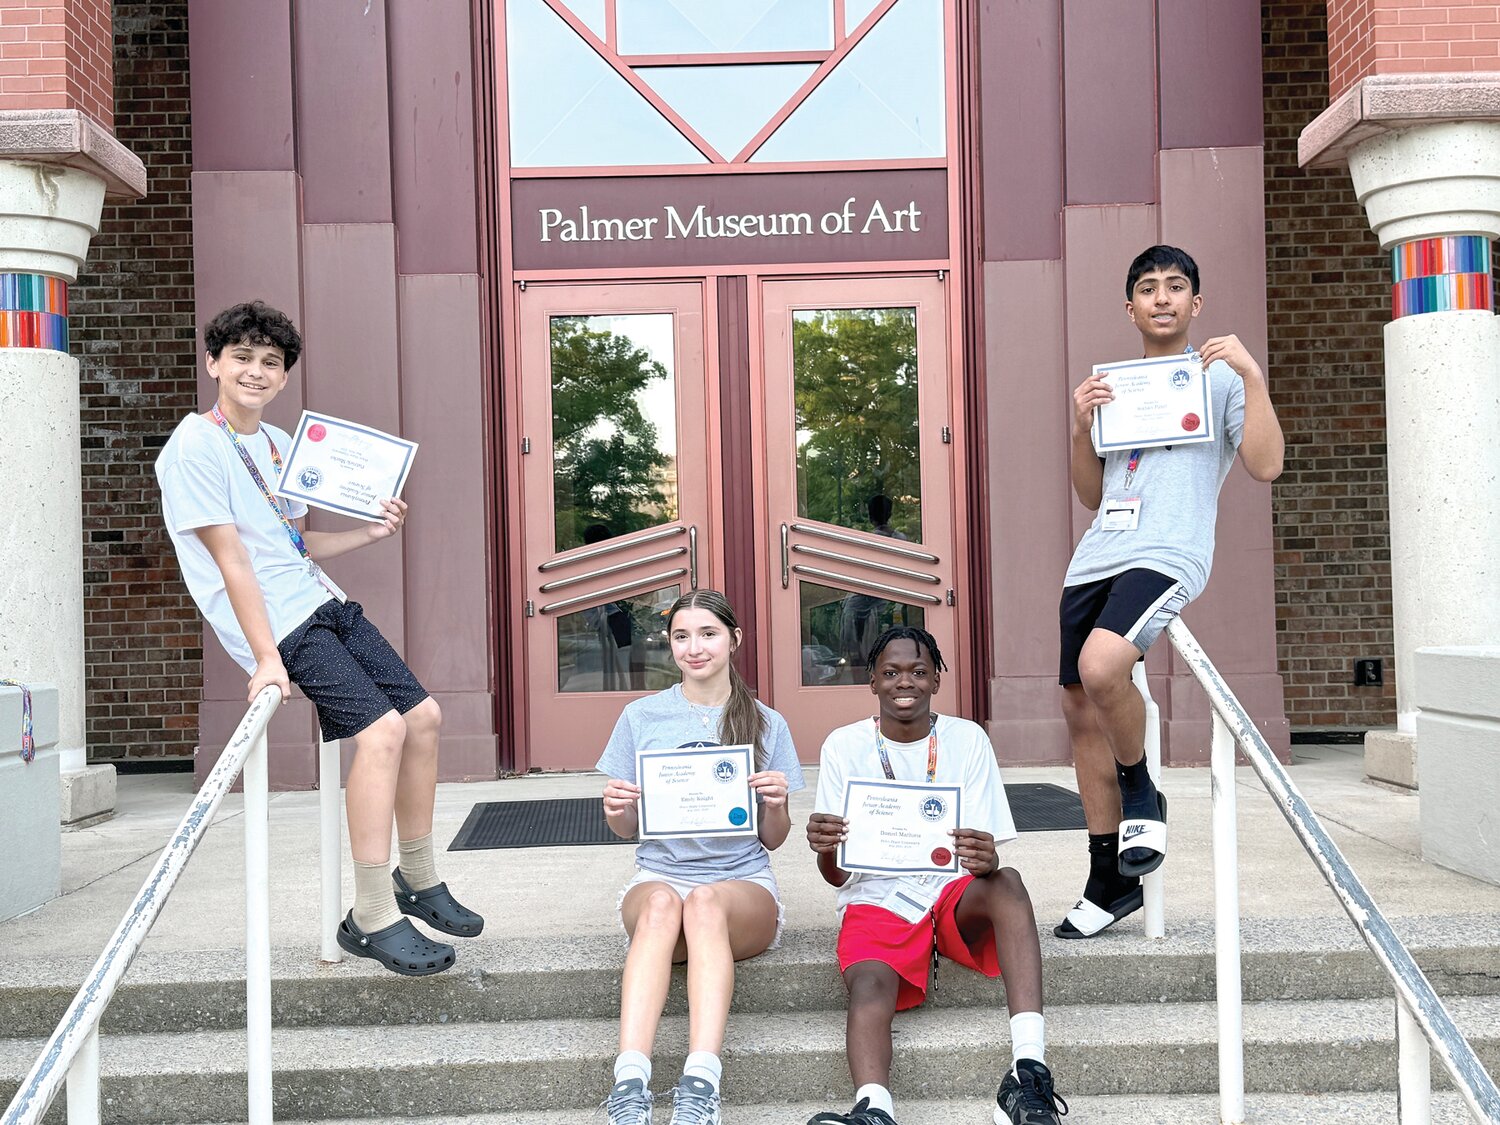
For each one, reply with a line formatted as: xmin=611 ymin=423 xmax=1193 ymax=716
xmin=274 ymin=411 xmax=418 ymax=522
xmin=636 ymin=745 xmax=758 ymax=841
xmin=1091 ymin=354 xmax=1215 ymax=453
xmin=838 ymin=778 xmax=962 ymax=876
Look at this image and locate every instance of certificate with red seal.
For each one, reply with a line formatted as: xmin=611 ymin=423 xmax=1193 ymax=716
xmin=275 ymin=410 xmax=419 ymax=522
xmin=1090 ymin=353 xmax=1216 ymax=453
xmin=838 ymin=778 xmax=963 ymax=876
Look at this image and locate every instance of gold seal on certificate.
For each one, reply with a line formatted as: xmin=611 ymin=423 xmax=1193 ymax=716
xmin=838 ymin=778 xmax=963 ymax=876
xmin=274 ymin=411 xmax=419 ymax=522
xmin=1091 ymin=354 xmax=1215 ymax=453
xmin=636 ymin=745 xmax=758 ymax=841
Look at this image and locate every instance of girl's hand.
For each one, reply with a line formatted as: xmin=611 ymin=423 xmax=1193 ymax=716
xmin=602 ymin=779 xmax=641 ymax=817
xmin=749 ymin=770 xmax=790 ymax=809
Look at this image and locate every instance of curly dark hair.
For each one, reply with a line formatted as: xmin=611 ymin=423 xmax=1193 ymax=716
xmin=866 ymin=625 xmax=947 ymax=674
xmin=203 ymin=301 xmax=303 ymax=369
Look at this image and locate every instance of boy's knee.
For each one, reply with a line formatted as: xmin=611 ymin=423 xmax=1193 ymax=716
xmin=360 ymin=710 xmax=408 ymax=752
xmin=986 ymin=865 xmax=1029 ymax=900
xmin=845 ymin=964 xmax=899 ymax=1009
xmin=1077 ymin=649 xmax=1132 ymax=703
xmin=1060 ymin=684 xmax=1090 ymax=725
xmin=406 ymin=697 xmax=442 ymax=736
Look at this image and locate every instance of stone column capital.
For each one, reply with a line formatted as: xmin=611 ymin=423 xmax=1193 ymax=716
xmin=1348 ymin=121 xmax=1500 ymax=250
xmin=0 ymin=109 xmax=145 ymax=202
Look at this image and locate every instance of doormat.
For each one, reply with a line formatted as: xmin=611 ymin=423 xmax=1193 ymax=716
xmin=448 ymin=784 xmax=1085 ymax=851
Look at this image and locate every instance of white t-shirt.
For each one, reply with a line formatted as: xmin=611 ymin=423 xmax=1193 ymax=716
xmin=155 ymin=413 xmax=336 ymax=672
xmin=813 ymin=713 xmax=1018 ymax=921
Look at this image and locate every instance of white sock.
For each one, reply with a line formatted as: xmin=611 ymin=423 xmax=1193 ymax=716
xmin=855 ymin=1083 xmax=894 ymax=1115
xmin=1010 ymin=1011 xmax=1046 ymax=1069
xmin=614 ymin=1050 xmax=651 ymax=1087
xmin=683 ymin=1050 xmax=722 ymax=1090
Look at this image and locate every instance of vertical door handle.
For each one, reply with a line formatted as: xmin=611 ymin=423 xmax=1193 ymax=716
xmin=688 ymin=525 xmax=698 ymax=590
xmin=780 ymin=523 xmax=790 ymax=589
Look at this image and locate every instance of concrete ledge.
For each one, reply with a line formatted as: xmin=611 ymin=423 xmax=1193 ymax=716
xmin=0 ymin=108 xmax=146 ymax=200
xmin=1418 ymin=645 xmax=1500 ymax=885
xmin=58 ymin=762 xmax=115 ymax=826
xmin=1364 ymin=729 xmax=1417 ymax=790
xmin=1300 ymin=73 xmax=1500 ymax=169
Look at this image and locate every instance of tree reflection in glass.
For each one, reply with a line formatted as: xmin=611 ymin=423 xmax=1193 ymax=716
xmin=550 ymin=314 xmax=679 ymax=553
xmin=793 ymin=307 xmax=922 ymax=540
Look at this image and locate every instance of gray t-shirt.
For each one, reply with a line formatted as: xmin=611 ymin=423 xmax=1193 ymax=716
xmin=1064 ymin=359 xmax=1246 ymax=600
xmin=596 ymin=684 xmax=806 ymax=880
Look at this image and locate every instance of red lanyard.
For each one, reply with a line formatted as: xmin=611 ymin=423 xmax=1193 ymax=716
xmin=873 ymin=713 xmax=938 ymax=782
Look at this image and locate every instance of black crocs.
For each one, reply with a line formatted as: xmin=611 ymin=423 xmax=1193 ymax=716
xmin=393 ymin=868 xmax=485 ymax=937
xmin=336 ymin=911 xmax=455 ymax=976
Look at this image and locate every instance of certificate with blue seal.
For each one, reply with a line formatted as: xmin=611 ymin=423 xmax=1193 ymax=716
xmin=636 ymin=745 xmax=758 ymax=841
xmin=838 ymin=778 xmax=962 ymax=875
xmin=275 ymin=410 xmax=419 ymax=522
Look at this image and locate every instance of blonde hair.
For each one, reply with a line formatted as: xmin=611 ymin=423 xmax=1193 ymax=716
xmin=666 ymin=590 xmax=766 ymax=769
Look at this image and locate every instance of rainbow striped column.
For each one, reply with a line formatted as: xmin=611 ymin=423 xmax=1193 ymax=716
xmin=1391 ymin=235 xmax=1493 ymax=319
xmin=0 ymin=273 xmax=68 ymax=350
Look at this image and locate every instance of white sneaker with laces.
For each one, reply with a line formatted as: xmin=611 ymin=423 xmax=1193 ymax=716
xmin=668 ymin=1075 xmax=721 ymax=1125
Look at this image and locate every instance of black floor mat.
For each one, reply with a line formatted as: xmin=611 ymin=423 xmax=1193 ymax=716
xmin=448 ymin=783 xmax=1085 ymax=850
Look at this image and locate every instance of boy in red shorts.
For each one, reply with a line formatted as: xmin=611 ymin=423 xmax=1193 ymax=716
xmin=806 ymin=627 xmax=1067 ymax=1125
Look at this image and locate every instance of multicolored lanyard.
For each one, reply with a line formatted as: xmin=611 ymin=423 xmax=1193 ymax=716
xmin=873 ymin=713 xmax=938 ymax=782
xmin=1122 ymin=448 xmax=1143 ymax=490
xmin=209 ymin=405 xmax=316 ymax=571
xmin=0 ymin=679 xmax=35 ymax=763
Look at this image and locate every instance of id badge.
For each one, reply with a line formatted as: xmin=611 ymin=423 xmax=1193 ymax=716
xmin=309 ymin=561 xmax=348 ymax=604
xmin=1101 ymin=497 xmax=1142 ymax=532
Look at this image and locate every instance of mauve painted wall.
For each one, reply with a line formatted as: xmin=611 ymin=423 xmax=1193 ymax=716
xmin=1156 ymin=0 xmax=1264 ymax=149
xmin=1061 ymin=0 xmax=1158 ymax=206
xmin=189 ymin=3 xmax=496 ymax=786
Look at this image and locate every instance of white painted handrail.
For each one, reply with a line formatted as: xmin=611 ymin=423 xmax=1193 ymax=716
xmin=1 ymin=687 xmax=284 ymax=1125
xmin=1165 ymin=618 xmax=1500 ymax=1125
xmin=1131 ymin=663 xmax=1165 ymax=940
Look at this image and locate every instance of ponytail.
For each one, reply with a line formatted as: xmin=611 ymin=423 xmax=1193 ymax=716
xmin=666 ymin=589 xmax=767 ymax=768
xmin=720 ymin=661 xmax=767 ymax=770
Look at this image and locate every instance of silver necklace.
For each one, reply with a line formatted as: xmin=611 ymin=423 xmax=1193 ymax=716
xmin=679 ymin=683 xmax=727 ymax=731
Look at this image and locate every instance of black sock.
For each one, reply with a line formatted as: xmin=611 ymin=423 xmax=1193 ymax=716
xmin=1116 ymin=757 xmax=1158 ymax=820
xmin=1082 ymin=833 xmax=1137 ymax=906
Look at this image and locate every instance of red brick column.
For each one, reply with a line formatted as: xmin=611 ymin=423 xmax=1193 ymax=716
xmin=0 ymin=0 xmax=113 ymax=126
xmin=1328 ymin=0 xmax=1500 ymax=98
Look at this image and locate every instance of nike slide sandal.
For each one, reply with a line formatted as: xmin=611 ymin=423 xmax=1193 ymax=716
xmin=1053 ymin=885 xmax=1144 ymax=939
xmin=1118 ymin=791 xmax=1168 ymax=878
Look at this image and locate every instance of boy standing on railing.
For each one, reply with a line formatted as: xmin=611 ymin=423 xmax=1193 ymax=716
xmin=154 ymin=300 xmax=482 ymax=976
xmin=1055 ymin=246 xmax=1283 ymax=939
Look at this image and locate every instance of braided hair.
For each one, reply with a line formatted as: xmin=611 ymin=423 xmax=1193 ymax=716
xmin=866 ymin=625 xmax=947 ymax=675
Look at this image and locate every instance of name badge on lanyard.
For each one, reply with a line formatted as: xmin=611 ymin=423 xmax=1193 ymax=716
xmin=1102 ymin=497 xmax=1141 ymax=531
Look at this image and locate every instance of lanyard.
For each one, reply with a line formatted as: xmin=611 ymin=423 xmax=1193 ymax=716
xmin=873 ymin=713 xmax=938 ymax=782
xmin=209 ymin=405 xmax=315 ymax=567
xmin=0 ymin=679 xmax=34 ymax=763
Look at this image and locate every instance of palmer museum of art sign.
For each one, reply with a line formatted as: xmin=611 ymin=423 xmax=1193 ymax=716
xmin=511 ymin=169 xmax=949 ymax=270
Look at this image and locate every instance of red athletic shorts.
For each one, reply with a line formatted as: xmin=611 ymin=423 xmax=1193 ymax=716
xmin=835 ymin=874 xmax=1000 ymax=1011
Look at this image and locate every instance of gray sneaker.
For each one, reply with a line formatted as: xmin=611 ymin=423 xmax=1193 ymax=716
xmin=605 ymin=1077 xmax=653 ymax=1125
xmin=668 ymin=1075 xmax=721 ymax=1125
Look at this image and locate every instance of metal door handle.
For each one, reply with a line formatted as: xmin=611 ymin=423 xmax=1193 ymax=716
xmin=688 ymin=525 xmax=698 ymax=590
xmin=780 ymin=523 xmax=790 ymax=589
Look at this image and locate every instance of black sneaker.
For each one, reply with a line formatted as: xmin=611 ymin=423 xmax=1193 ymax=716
xmin=994 ymin=1059 xmax=1068 ymax=1124
xmin=807 ymin=1097 xmax=899 ymax=1125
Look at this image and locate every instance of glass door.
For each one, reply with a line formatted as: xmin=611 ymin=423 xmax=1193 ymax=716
xmin=518 ymin=282 xmax=714 ymax=769
xmin=761 ymin=276 xmax=959 ymax=754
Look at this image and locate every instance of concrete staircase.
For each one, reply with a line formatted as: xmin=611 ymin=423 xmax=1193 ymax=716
xmin=3 ymin=915 xmax=1497 ymax=1124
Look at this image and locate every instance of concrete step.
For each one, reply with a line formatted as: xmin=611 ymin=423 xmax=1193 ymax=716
xmin=5 ymin=914 xmax=1497 ymax=1038
xmin=4 ymin=998 xmax=1499 ymax=1122
xmin=208 ymin=1091 xmax=1480 ymax=1125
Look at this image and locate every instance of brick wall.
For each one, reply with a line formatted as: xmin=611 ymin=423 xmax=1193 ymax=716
xmin=0 ymin=0 xmax=112 ymax=126
xmin=1264 ymin=1 xmax=1399 ymax=729
xmin=71 ymin=0 xmax=198 ymax=761
xmin=1327 ymin=0 xmax=1500 ymax=97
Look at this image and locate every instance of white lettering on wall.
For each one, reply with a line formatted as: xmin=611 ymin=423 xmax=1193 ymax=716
xmin=538 ymin=198 xmax=921 ymax=244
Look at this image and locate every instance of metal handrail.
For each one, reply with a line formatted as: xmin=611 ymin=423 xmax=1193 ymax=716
xmin=1165 ymin=618 xmax=1500 ymax=1125
xmin=1 ymin=686 xmax=284 ymax=1125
